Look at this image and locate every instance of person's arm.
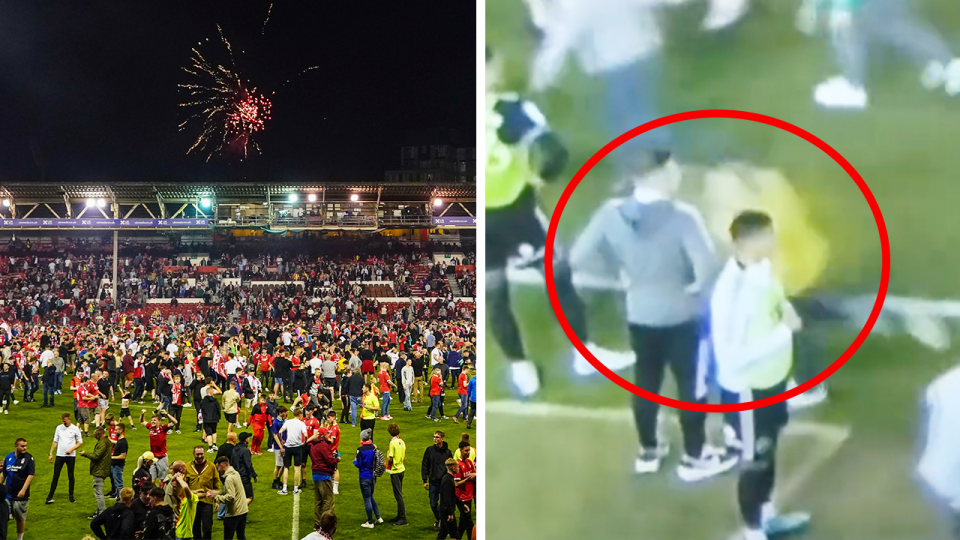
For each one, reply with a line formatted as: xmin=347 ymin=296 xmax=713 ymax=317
xmin=528 ymin=7 xmax=580 ymax=92
xmin=677 ymin=202 xmax=719 ymax=295
xmin=165 ymin=410 xmax=178 ymax=426
xmin=89 ymin=508 xmax=110 ymax=540
xmin=421 ymin=448 xmax=431 ymax=487
xmin=569 ymin=202 xmax=618 ymax=277
xmin=49 ymin=439 xmax=59 ymax=463
xmin=176 ymin=473 xmax=192 ymax=497
xmin=17 ymin=474 xmax=34 ymax=499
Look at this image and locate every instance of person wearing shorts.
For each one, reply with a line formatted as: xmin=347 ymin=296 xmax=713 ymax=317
xmin=277 ymin=408 xmax=307 ymax=495
xmin=2 ymin=438 xmax=35 ymax=540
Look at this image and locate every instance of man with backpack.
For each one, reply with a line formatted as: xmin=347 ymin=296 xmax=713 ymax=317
xmin=353 ymin=428 xmax=384 ymax=529
xmin=89 ymin=486 xmax=136 ymax=540
xmin=143 ymin=485 xmax=177 ymax=540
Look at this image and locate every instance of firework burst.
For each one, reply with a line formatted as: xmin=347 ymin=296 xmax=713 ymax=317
xmin=178 ymin=26 xmax=273 ymax=161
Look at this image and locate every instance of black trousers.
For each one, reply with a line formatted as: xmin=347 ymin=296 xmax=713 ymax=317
xmin=391 ymin=471 xmax=406 ymax=520
xmin=193 ymin=501 xmax=214 ymax=540
xmin=629 ymin=322 xmax=706 ymax=458
xmin=0 ymin=387 xmax=11 ymax=411
xmin=456 ymin=499 xmax=474 ymax=540
xmin=359 ymin=418 xmax=376 ymax=434
xmin=223 ymin=513 xmax=248 ymax=540
xmin=722 ymin=380 xmax=789 ymax=529
xmin=47 ymin=456 xmax=76 ymax=500
xmin=436 ymin=511 xmax=458 ymax=540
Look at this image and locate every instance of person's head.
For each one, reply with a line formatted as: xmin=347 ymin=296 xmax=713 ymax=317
xmin=214 ymin=456 xmax=230 ymax=474
xmin=387 ymin=423 xmax=400 ymax=438
xmin=139 ymin=483 xmax=152 ymax=502
xmin=445 ymin=458 xmax=458 ymax=474
xmin=459 ymin=440 xmax=471 ymax=453
xmin=730 ymin=210 xmax=776 ymax=262
xmin=119 ymin=487 xmax=135 ymax=506
xmin=14 ymin=438 xmax=26 ymax=455
xmin=193 ymin=445 xmax=206 ymax=463
xmin=258 ymin=394 xmax=266 ymax=404
xmin=433 ymin=431 xmax=444 ymax=447
xmin=269 ymin=391 xmax=277 ymax=400
xmin=207 ymin=387 xmax=215 ymax=396
xmin=150 ymin=413 xmax=162 ymax=427
xmin=173 ymin=373 xmax=181 ymax=383
xmin=278 ymin=405 xmax=288 ymax=419
xmin=632 ymin=149 xmax=681 ymax=196
xmin=149 ymin=486 xmax=165 ymax=506
xmin=105 ymin=413 xmax=116 ymax=425
xmin=319 ymin=511 xmax=338 ymax=535
xmin=115 ymin=423 xmax=126 ymax=437
xmin=360 ymin=428 xmax=373 ymax=443
xmin=226 ymin=432 xmax=238 ymax=445
xmin=362 ymin=383 xmax=370 ymax=394
xmin=293 ymin=408 xmax=303 ymax=419
xmin=142 ymin=451 xmax=155 ymax=467
xmin=61 ymin=411 xmax=72 ymax=427
xmin=406 ymin=359 xmax=412 ymax=367
xmin=460 ymin=433 xmax=471 ymax=445
xmin=326 ymin=409 xmax=337 ymax=424
xmin=93 ymin=426 xmax=105 ymax=440
xmin=238 ymin=432 xmax=252 ymax=447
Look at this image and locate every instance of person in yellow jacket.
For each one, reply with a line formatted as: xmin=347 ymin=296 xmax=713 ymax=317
xmin=359 ymin=383 xmax=380 ymax=435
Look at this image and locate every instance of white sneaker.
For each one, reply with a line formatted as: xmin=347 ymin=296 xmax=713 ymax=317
xmin=3 ymin=410 xmax=7 ymax=415
xmin=944 ymin=58 xmax=960 ymax=96
xmin=634 ymin=446 xmax=668 ymax=475
xmin=13 ymin=400 xmax=18 ymax=405
xmin=572 ymin=343 xmax=635 ymax=376
xmin=509 ymin=360 xmax=540 ymax=398
xmin=904 ymin=313 xmax=950 ymax=351
xmin=742 ymin=528 xmax=768 ymax=540
xmin=676 ymin=449 xmax=740 ymax=482
xmin=376 ymin=517 xmax=384 ymax=524
xmin=360 ymin=522 xmax=374 ymax=529
xmin=787 ymin=383 xmax=828 ymax=411
xmin=814 ymin=77 xmax=868 ymax=109
xmin=921 ymin=61 xmax=947 ymax=90
xmin=702 ymin=0 xmax=749 ymax=30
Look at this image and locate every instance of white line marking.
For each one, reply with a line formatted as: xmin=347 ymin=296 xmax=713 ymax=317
xmin=486 ymin=400 xmax=850 ymax=441
xmin=487 ymin=400 xmax=851 ymax=540
xmin=292 ymin=490 xmax=300 ymax=540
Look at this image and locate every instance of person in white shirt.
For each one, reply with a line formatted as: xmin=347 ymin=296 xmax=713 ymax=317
xmin=401 ymin=359 xmax=415 ymax=412
xmin=707 ymin=210 xmax=810 ymax=540
xmin=166 ymin=340 xmax=179 ymax=357
xmin=46 ymin=412 xmax=84 ymax=504
xmin=39 ymin=347 xmax=55 ymax=368
xmin=917 ymin=364 xmax=960 ymax=537
xmin=282 ymin=330 xmax=293 ymax=348
xmin=277 ymin=408 xmax=308 ymax=495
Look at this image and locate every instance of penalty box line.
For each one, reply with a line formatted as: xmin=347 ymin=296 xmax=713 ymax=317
xmin=486 ymin=401 xmax=852 ymax=540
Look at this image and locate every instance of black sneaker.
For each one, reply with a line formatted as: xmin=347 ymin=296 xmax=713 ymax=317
xmin=45 ymin=499 xmax=54 ymax=505
xmin=69 ymin=496 xmax=76 ymax=503
xmin=87 ymin=512 xmax=100 ymax=520
xmin=433 ymin=520 xmax=440 ymax=530
xmin=392 ymin=519 xmax=409 ymax=526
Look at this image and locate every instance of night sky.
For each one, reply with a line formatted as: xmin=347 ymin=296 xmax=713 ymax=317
xmin=0 ymin=2 xmax=475 ymax=183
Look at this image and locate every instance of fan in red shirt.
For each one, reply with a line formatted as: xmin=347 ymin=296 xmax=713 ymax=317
xmin=299 ymin=407 xmax=322 ymax=487
xmin=454 ymin=442 xmax=477 ymax=536
xmin=322 ymin=409 xmax=342 ymax=495
xmin=140 ymin=409 xmax=177 ymax=481
xmin=249 ymin=394 xmax=271 ymax=455
xmin=454 ymin=366 xmax=470 ymax=423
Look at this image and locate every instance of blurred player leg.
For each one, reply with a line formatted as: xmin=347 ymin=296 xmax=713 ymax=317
xmin=815 ymin=10 xmax=870 ymax=108
xmin=702 ymin=0 xmax=750 ymax=31
xmin=604 ymin=55 xmax=672 ymax=174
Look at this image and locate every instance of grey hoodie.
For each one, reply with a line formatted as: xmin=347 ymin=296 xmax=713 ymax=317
xmin=570 ymin=189 xmax=718 ymax=327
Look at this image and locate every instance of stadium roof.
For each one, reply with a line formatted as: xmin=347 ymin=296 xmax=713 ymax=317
xmin=0 ymin=182 xmax=474 ymax=203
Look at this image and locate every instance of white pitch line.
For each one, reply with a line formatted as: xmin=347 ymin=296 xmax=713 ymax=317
xmin=486 ymin=400 xmax=851 ymax=441
xmin=487 ymin=400 xmax=851 ymax=540
xmin=292 ymin=490 xmax=300 ymax=540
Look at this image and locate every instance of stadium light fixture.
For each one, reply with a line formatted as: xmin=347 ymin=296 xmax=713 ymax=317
xmin=200 ymin=197 xmax=212 ymax=209
xmin=434 ymin=198 xmax=443 ymax=206
xmin=96 ymin=198 xmax=106 ymax=208
xmin=307 ymin=193 xmax=317 ymax=202
xmin=86 ymin=198 xmax=96 ymax=208
xmin=350 ymin=194 xmax=359 ymax=202
xmin=1 ymin=199 xmax=9 ymax=208
xmin=288 ymin=193 xmax=298 ymax=203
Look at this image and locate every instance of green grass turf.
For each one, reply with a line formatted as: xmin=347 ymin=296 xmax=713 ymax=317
xmin=0 ymin=382 xmax=471 ymax=539
xmin=486 ymin=0 xmax=960 ymax=538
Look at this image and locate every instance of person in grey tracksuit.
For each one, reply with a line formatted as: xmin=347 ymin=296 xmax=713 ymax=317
xmin=570 ymin=150 xmax=738 ymax=481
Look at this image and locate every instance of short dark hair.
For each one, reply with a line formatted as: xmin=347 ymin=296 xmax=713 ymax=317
xmin=14 ymin=438 xmax=26 ymax=445
xmin=387 ymin=424 xmax=400 ymax=437
xmin=319 ymin=511 xmax=338 ymax=533
xmin=730 ymin=210 xmax=773 ymax=241
xmin=459 ymin=440 xmax=471 ymax=450
xmin=149 ymin=486 xmax=165 ymax=499
xmin=61 ymin=412 xmax=71 ymax=419
xmin=214 ymin=456 xmax=230 ymax=467
xmin=140 ymin=484 xmax=153 ymax=494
